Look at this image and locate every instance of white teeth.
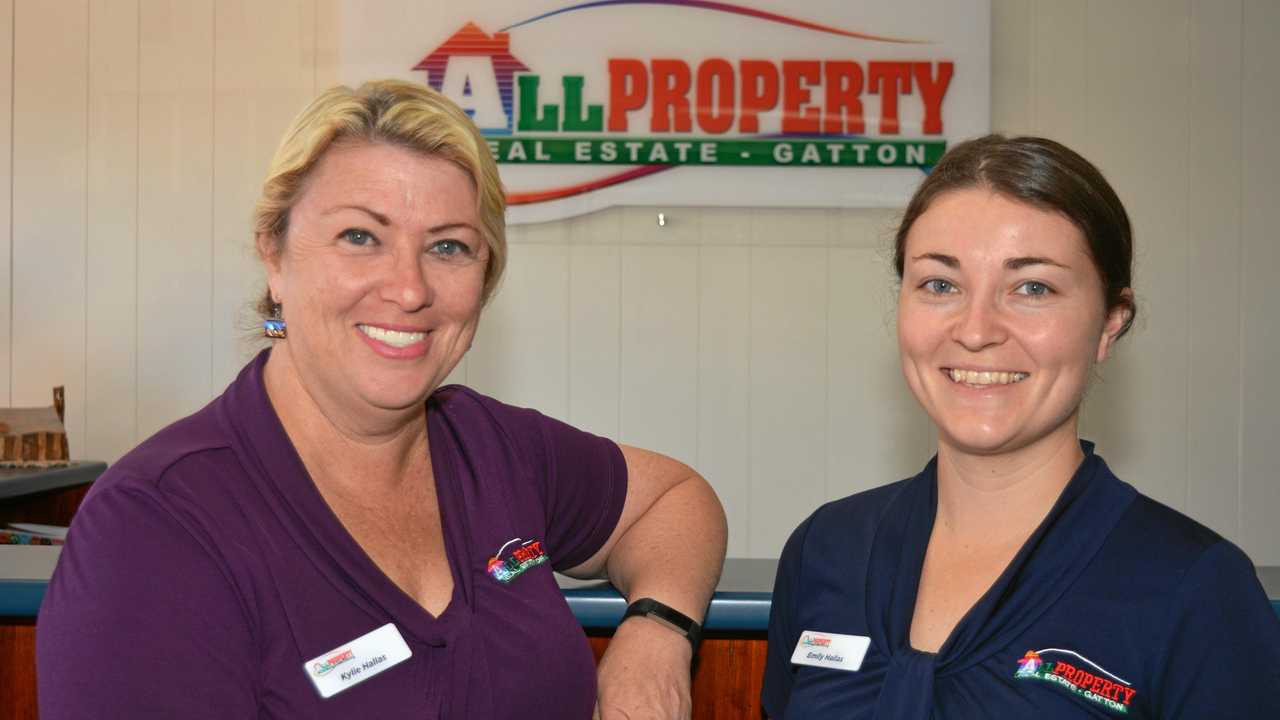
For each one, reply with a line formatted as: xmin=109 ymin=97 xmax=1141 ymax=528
xmin=947 ymin=368 xmax=1028 ymax=386
xmin=359 ymin=324 xmax=426 ymax=348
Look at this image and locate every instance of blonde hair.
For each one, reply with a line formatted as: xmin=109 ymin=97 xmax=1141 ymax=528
xmin=253 ymin=79 xmax=507 ymax=316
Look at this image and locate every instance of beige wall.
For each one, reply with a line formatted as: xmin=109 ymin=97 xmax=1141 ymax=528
xmin=2 ymin=0 xmax=1277 ymax=562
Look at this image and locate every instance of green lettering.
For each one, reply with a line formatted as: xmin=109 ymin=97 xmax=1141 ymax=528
xmin=517 ymin=75 xmax=559 ymax=131
xmin=561 ymin=76 xmax=603 ymax=132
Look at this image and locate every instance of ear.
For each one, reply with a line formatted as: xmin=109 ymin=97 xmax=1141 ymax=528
xmin=1096 ymin=288 xmax=1134 ymax=363
xmin=256 ymin=233 xmax=285 ymax=305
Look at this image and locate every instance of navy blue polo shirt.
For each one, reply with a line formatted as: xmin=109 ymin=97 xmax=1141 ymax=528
xmin=763 ymin=445 xmax=1280 ymax=718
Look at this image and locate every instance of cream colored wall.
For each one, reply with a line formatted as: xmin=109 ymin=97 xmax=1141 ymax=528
xmin=2 ymin=0 xmax=1277 ymax=562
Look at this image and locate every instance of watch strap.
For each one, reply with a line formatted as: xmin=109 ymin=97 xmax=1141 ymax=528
xmin=622 ymin=597 xmax=703 ymax=654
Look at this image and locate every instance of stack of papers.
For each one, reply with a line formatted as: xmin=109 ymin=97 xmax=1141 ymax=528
xmin=1 ymin=522 xmax=67 ymax=545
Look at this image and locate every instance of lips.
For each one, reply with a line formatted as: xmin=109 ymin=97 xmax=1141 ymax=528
xmin=944 ymin=368 xmax=1029 ymax=386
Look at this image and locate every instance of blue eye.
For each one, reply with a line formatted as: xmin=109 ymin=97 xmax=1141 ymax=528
xmin=340 ymin=228 xmax=376 ymax=246
xmin=429 ymin=239 xmax=471 ymax=258
xmin=921 ymin=278 xmax=956 ymax=295
xmin=1016 ymin=281 xmax=1052 ymax=297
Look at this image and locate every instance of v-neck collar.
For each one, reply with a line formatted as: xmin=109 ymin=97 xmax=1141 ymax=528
xmin=216 ymin=349 xmax=471 ymax=644
xmin=864 ymin=441 xmax=1137 ymax=718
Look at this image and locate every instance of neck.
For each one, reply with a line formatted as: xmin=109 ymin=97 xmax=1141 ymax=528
xmin=933 ymin=425 xmax=1084 ymax=543
xmin=263 ymin=345 xmax=429 ymax=497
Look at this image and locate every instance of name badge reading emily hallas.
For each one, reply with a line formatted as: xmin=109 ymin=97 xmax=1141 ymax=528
xmin=304 ymin=623 xmax=412 ymax=699
xmin=791 ymin=630 xmax=871 ymax=672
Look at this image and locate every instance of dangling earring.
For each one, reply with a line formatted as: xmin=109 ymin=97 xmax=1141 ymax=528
xmin=264 ymin=304 xmax=287 ymax=339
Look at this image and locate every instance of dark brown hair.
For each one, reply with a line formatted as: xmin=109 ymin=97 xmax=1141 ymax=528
xmin=894 ymin=134 xmax=1136 ymax=338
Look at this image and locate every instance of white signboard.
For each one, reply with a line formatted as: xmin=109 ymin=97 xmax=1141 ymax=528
xmin=340 ymin=0 xmax=990 ymax=224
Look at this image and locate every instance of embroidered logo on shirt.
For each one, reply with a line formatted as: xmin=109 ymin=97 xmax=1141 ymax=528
xmin=486 ymin=537 xmax=549 ymax=584
xmin=1014 ymin=648 xmax=1137 ymax=715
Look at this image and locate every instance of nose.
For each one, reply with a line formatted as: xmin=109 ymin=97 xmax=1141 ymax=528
xmin=951 ymin=294 xmax=1007 ymax=351
xmin=380 ymin=247 xmax=434 ymax=312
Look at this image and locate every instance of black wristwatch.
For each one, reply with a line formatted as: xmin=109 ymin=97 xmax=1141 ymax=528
xmin=621 ymin=597 xmax=703 ymax=654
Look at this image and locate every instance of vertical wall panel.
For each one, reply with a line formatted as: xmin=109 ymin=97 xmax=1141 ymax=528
xmin=568 ymin=244 xmax=620 ymax=438
xmin=1079 ymin=0 xmax=1191 ymax=511
xmin=136 ymin=0 xmax=214 ymax=438
xmin=991 ymin=0 xmax=1033 ymax=133
xmin=619 ymin=245 xmax=699 ymax=465
xmin=467 ymin=244 xmax=569 ymax=419
xmin=827 ymin=247 xmax=931 ymax=500
xmin=1184 ymin=0 xmax=1243 ymax=542
xmin=749 ymin=246 xmax=827 ymax=558
xmin=1030 ymin=1 xmax=1088 ymax=145
xmin=0 ymin=0 xmax=11 ymax=407
xmin=212 ymin=0 xmax=317 ymax=392
xmin=697 ymin=246 xmax=750 ymax=557
xmin=84 ymin=0 xmax=139 ymax=462
xmin=12 ymin=0 xmax=88 ymax=451
xmin=1240 ymin=0 xmax=1280 ymax=565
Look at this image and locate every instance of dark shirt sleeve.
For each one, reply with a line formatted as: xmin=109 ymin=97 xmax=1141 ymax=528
xmin=1150 ymin=540 xmax=1280 ymax=718
xmin=520 ymin=409 xmax=628 ymax=572
xmin=762 ymin=515 xmax=814 ymax=719
xmin=37 ymin=481 xmax=257 ymax=719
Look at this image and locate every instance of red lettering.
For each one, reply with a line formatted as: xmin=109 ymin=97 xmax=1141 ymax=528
xmin=608 ymin=59 xmax=648 ymax=131
xmin=650 ymin=59 xmax=692 ymax=132
xmin=1053 ymin=661 xmax=1075 ymax=678
xmin=913 ymin=61 xmax=952 ymax=134
xmin=695 ymin=59 xmax=735 ymax=134
xmin=1119 ymin=686 xmax=1136 ymax=705
xmin=823 ymin=61 xmax=865 ymax=135
xmin=781 ymin=60 xmax=821 ymax=133
xmin=739 ymin=60 xmax=779 ymax=133
xmin=868 ymin=61 xmax=912 ymax=134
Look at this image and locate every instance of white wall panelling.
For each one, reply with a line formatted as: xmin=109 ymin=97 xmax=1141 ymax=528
xmin=2 ymin=1 xmax=1279 ymax=562
xmin=85 ymin=0 xmax=140 ymax=463
xmin=0 ymin=0 xmax=12 ymax=408
xmin=1240 ymin=0 xmax=1280 ymax=561
xmin=12 ymin=0 xmax=89 ymax=452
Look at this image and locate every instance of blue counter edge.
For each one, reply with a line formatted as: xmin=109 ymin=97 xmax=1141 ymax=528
xmin=5 ymin=581 xmax=1280 ymax=627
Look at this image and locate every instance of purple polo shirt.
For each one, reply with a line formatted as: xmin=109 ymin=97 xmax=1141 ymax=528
xmin=38 ymin=350 xmax=627 ymax=719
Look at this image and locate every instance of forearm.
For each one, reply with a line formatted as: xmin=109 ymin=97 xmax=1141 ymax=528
xmin=604 ymin=472 xmax=727 ymax=622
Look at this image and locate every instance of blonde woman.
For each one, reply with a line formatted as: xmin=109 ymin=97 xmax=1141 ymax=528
xmin=39 ymin=80 xmax=725 ymax=719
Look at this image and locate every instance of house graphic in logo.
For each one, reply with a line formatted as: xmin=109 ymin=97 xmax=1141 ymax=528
xmin=413 ymin=22 xmax=529 ymax=133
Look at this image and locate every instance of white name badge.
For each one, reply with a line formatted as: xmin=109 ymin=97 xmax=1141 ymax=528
xmin=304 ymin=623 xmax=413 ymax=699
xmin=791 ymin=630 xmax=871 ymax=672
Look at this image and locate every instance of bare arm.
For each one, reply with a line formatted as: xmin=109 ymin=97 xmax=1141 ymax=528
xmin=564 ymin=445 xmax=728 ymax=719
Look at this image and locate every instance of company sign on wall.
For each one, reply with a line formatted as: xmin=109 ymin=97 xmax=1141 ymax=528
xmin=340 ymin=1 xmax=990 ymax=224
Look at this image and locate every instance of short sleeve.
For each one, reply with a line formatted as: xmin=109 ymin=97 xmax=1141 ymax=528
xmin=527 ymin=411 xmax=628 ymax=572
xmin=1149 ymin=541 xmax=1280 ymax=718
xmin=37 ymin=481 xmax=258 ymax=719
xmin=762 ymin=515 xmax=814 ymax=719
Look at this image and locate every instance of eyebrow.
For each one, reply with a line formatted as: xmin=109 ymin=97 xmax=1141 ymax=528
xmin=325 ymin=204 xmax=390 ymax=226
xmin=427 ymin=222 xmax=480 ymax=235
xmin=909 ymin=253 xmax=1070 ymax=270
xmin=1004 ymin=256 xmax=1070 ymax=270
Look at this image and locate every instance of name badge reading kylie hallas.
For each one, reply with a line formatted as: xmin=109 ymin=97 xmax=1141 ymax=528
xmin=791 ymin=630 xmax=871 ymax=672
xmin=304 ymin=623 xmax=412 ymax=699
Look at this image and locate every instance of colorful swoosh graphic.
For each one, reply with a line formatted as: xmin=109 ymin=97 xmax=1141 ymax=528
xmin=508 ymin=165 xmax=675 ymax=205
xmin=498 ymin=0 xmax=928 ymax=44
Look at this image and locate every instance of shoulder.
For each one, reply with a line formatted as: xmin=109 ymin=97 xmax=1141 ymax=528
xmin=777 ymin=478 xmax=914 ymax=585
xmin=789 ymin=479 xmax=913 ymax=557
xmin=90 ymin=400 xmax=232 ymax=496
xmin=1105 ymin=491 xmax=1238 ymax=591
xmin=77 ymin=400 xmax=244 ymax=539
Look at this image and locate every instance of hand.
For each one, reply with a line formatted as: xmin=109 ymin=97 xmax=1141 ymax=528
xmin=594 ymin=615 xmax=694 ymax=719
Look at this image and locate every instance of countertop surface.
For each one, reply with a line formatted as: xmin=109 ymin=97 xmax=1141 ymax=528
xmin=0 ymin=462 xmax=106 ymax=501
xmin=9 ymin=555 xmax=1279 ymax=626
